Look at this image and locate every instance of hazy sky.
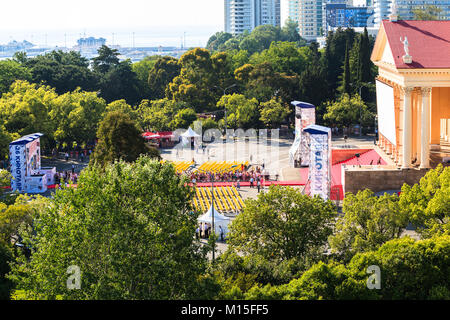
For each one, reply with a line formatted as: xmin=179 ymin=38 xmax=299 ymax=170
xmin=1 ymin=0 xmax=224 ymax=30
xmin=0 ymin=0 xmax=289 ymax=47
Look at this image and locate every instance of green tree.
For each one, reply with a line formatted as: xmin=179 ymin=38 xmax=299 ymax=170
xmin=0 ymin=195 xmax=47 ymax=300
xmin=298 ymin=66 xmax=328 ymax=118
xmin=8 ymin=157 xmax=209 ymax=299
xmin=170 ymin=108 xmax=197 ymax=130
xmin=206 ymin=32 xmax=233 ymax=52
xmin=104 ymin=99 xmax=137 ymax=120
xmin=51 ymin=90 xmax=106 ymax=148
xmin=98 ymin=60 xmax=141 ymax=105
xmin=166 ymin=48 xmax=216 ymax=112
xmin=132 ymin=56 xmax=159 ymax=100
xmin=357 ymin=28 xmax=374 ymax=101
xmin=0 ymin=60 xmax=32 ymax=95
xmin=0 ymin=240 xmax=13 ymax=299
xmin=329 ymin=190 xmax=409 ymax=262
xmin=242 ymin=235 xmax=450 ymax=300
xmin=0 ymin=80 xmax=57 ymax=149
xmin=244 ymin=62 xmax=298 ymax=104
xmin=228 ymin=186 xmax=336 ymax=262
xmin=92 ymin=45 xmax=120 ymax=74
xmin=280 ymin=18 xmax=304 ymax=44
xmin=90 ymin=111 xmax=153 ymax=166
xmin=217 ymin=94 xmax=259 ymax=129
xmin=323 ymin=93 xmax=371 ymax=129
xmin=399 ymin=164 xmax=450 ymax=238
xmin=412 ymin=5 xmax=443 ymax=20
xmin=259 ymin=98 xmax=291 ymax=128
xmin=338 ymin=41 xmax=351 ymax=95
xmin=321 ymin=28 xmax=357 ymax=97
xmin=137 ymin=99 xmax=186 ymax=132
xmin=147 ymin=56 xmax=181 ymax=99
xmin=248 ymin=25 xmax=282 ymax=53
xmin=25 ymin=50 xmax=96 ymax=94
xmin=250 ymin=42 xmax=308 ymax=76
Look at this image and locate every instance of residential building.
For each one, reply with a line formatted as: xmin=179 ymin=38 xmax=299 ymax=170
xmin=395 ymin=0 xmax=450 ymax=20
xmin=297 ymin=0 xmax=325 ymax=40
xmin=374 ymin=0 xmax=450 ymax=27
xmin=325 ymin=2 xmax=374 ymax=29
xmin=224 ymin=0 xmax=281 ymax=35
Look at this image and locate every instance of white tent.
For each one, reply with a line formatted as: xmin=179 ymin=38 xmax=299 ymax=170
xmin=180 ymin=127 xmax=201 ymax=148
xmin=198 ymin=206 xmax=231 ymax=237
xmin=181 ymin=127 xmax=201 ymax=138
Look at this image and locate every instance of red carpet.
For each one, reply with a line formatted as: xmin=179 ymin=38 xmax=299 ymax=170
xmin=303 ymin=149 xmax=387 ymax=201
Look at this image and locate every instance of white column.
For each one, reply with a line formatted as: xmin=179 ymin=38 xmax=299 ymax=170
xmin=420 ymin=87 xmax=431 ymax=168
xmin=401 ymin=87 xmax=413 ymax=168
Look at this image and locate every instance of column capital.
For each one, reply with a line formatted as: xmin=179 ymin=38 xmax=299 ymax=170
xmin=420 ymin=87 xmax=432 ymax=95
xmin=400 ymin=86 xmax=414 ymax=95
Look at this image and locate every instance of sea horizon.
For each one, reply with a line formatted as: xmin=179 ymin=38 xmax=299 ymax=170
xmin=0 ymin=25 xmax=222 ymax=49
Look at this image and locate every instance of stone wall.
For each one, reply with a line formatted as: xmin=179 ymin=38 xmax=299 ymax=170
xmin=343 ymin=166 xmax=430 ymax=194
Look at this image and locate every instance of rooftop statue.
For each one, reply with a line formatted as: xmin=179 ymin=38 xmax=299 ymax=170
xmin=400 ymin=36 xmax=409 ymax=57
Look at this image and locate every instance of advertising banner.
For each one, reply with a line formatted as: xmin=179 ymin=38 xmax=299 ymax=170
xmin=290 ymin=101 xmax=316 ymax=167
xmin=300 ymin=107 xmax=316 ymax=166
xmin=9 ymin=144 xmax=26 ymax=193
xmin=9 ymin=133 xmax=51 ymax=194
xmin=305 ymin=125 xmax=331 ymax=200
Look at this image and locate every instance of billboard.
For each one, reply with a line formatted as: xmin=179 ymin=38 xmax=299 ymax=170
xmin=290 ymin=101 xmax=316 ymax=166
xmin=304 ymin=125 xmax=331 ymax=200
xmin=376 ymin=80 xmax=396 ymax=145
xmin=9 ymin=133 xmax=49 ymax=193
xmin=299 ymin=107 xmax=316 ymax=166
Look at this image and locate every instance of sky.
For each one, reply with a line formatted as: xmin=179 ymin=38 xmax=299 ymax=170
xmin=0 ymin=0 xmax=289 ymax=47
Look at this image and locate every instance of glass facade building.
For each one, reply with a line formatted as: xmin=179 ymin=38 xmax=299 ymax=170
xmin=225 ymin=0 xmax=281 ymax=34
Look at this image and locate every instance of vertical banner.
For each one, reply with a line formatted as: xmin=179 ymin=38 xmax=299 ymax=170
xmin=9 ymin=133 xmax=49 ymax=194
xmin=300 ymin=107 xmax=316 ymax=166
xmin=290 ymin=101 xmax=316 ymax=167
xmin=304 ymin=125 xmax=331 ymax=200
xmin=9 ymin=144 xmax=26 ymax=193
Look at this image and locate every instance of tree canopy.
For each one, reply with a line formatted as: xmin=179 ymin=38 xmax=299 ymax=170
xmin=8 ymin=157 xmax=209 ymax=299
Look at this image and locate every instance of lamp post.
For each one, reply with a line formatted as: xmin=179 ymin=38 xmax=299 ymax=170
xmin=214 ymin=84 xmax=237 ymax=135
xmin=351 ymin=82 xmax=372 ymax=136
xmin=189 ymin=164 xmax=238 ymax=262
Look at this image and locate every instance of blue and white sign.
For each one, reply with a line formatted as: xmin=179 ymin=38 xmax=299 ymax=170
xmin=9 ymin=133 xmax=50 ymax=194
xmin=304 ymin=125 xmax=331 ymax=200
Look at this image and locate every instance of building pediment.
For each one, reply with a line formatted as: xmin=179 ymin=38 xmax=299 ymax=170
xmin=372 ymin=20 xmax=450 ymax=70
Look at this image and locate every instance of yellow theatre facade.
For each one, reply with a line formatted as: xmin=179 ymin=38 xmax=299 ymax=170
xmin=371 ymin=19 xmax=450 ymax=169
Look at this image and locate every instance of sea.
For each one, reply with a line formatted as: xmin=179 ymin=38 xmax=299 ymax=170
xmin=0 ymin=25 xmax=222 ymax=49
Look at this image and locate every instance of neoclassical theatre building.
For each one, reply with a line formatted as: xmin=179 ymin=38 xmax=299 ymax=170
xmin=371 ymin=18 xmax=450 ymax=169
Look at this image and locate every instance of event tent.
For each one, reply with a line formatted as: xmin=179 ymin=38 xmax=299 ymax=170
xmin=180 ymin=127 xmax=201 ymax=148
xmin=181 ymin=127 xmax=201 ymax=138
xmin=197 ymin=206 xmax=231 ymax=236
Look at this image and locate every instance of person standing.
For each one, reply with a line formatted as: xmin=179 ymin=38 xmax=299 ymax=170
xmin=219 ymin=225 xmax=224 ymax=242
xmin=250 ymin=177 xmax=254 ymax=188
xmin=195 ymin=226 xmax=200 ymax=240
xmin=257 ymin=180 xmax=261 ymax=193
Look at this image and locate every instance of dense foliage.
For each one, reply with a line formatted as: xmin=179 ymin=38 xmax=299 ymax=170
xmin=0 ymin=24 xmax=377 ymax=161
xmin=7 ymin=158 xmax=209 ymax=299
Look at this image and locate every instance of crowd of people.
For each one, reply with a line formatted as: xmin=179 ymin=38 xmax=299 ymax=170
xmin=53 ymin=165 xmax=78 ymax=185
xmin=195 ymin=223 xmax=225 ymax=242
xmin=184 ymin=165 xmax=273 ymax=184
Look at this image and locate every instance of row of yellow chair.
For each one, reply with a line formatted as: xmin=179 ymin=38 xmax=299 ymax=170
xmin=193 ymin=186 xmax=245 ymax=213
xmin=163 ymin=160 xmax=194 ymax=173
xmin=197 ymin=161 xmax=249 ymax=174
